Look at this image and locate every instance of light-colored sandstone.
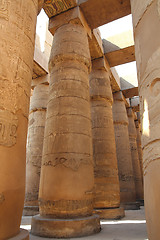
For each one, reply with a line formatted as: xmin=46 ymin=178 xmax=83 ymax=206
xmin=112 ymin=92 xmax=137 ymax=209
xmin=127 ymin=108 xmax=144 ymax=202
xmin=90 ymin=57 xmax=124 ymax=219
xmin=31 ymin=7 xmax=100 ymax=238
xmin=135 ymin=120 xmax=143 ymax=183
xmin=131 ymin=0 xmax=160 ymax=238
xmin=25 ymin=78 xmax=49 ymax=216
xmin=0 ymin=0 xmax=38 ymax=239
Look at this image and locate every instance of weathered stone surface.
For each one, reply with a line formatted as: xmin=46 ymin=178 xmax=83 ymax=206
xmin=25 ymin=82 xmax=49 ymax=215
xmin=131 ymin=0 xmax=160 ymax=238
xmin=135 ymin=120 xmax=144 ymax=183
xmin=112 ymin=92 xmax=136 ymax=206
xmin=31 ymin=9 xmax=100 ymax=238
xmin=90 ymin=58 xmax=123 ymax=219
xmin=31 ymin=214 xmax=100 ymax=238
xmin=94 ymin=207 xmax=125 ymax=220
xmin=0 ymin=0 xmax=38 ymax=238
xmin=127 ymin=108 xmax=144 ymax=201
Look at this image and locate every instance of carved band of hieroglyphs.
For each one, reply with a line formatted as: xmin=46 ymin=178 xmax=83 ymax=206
xmin=0 ymin=110 xmax=18 ymax=147
xmin=42 ymin=154 xmax=92 ymax=171
xmin=39 ymin=198 xmax=93 ymax=212
xmin=0 ymin=0 xmax=10 ymax=20
xmin=43 ymin=0 xmax=77 ymax=18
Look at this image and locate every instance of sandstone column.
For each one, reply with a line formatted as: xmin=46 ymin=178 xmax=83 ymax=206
xmin=112 ymin=92 xmax=139 ymax=210
xmin=135 ymin=119 xmax=143 ymax=183
xmin=31 ymin=7 xmax=100 ymax=238
xmin=131 ymin=0 xmax=160 ymax=238
xmin=24 ymin=76 xmax=49 ymax=216
xmin=0 ymin=0 xmax=39 ymax=239
xmin=127 ymin=108 xmax=144 ymax=203
xmin=90 ymin=58 xmax=124 ymax=220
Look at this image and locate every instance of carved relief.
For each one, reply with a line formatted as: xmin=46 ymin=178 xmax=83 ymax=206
xmin=39 ymin=198 xmax=93 ymax=212
xmin=43 ymin=154 xmax=92 ymax=171
xmin=0 ymin=110 xmax=18 ymax=147
xmin=0 ymin=0 xmax=10 ymax=21
xmin=43 ymin=0 xmax=77 ymax=18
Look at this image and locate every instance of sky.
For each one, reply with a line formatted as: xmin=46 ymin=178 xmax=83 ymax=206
xmin=99 ymin=14 xmax=133 ymax=39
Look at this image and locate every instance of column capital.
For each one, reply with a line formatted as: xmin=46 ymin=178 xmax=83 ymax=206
xmin=127 ymin=107 xmax=134 ymax=117
xmin=38 ymin=0 xmax=44 ymax=15
xmin=49 ymin=6 xmax=91 ymax=38
xmin=43 ymin=0 xmax=77 ymax=18
xmin=113 ymin=91 xmax=124 ymax=102
xmin=92 ymin=57 xmax=110 ymax=72
xmin=31 ymin=75 xmax=49 ymax=89
xmin=89 ymin=29 xmax=104 ymax=60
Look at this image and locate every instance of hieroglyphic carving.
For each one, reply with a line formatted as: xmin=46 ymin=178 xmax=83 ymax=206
xmin=0 ymin=110 xmax=18 ymax=147
xmin=39 ymin=198 xmax=93 ymax=212
xmin=0 ymin=0 xmax=10 ymax=21
xmin=43 ymin=0 xmax=77 ymax=18
xmin=42 ymin=154 xmax=92 ymax=171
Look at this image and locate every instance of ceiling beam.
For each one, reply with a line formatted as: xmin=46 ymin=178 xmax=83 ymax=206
xmin=79 ymin=0 xmax=131 ymax=29
xmin=105 ymin=45 xmax=135 ymax=67
xmin=122 ymin=87 xmax=139 ymax=98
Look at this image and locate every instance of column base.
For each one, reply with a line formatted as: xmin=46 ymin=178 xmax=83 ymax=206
xmin=23 ymin=206 xmax=39 ymax=216
xmin=94 ymin=207 xmax=125 ymax=220
xmin=9 ymin=229 xmax=29 ymax=240
xmin=31 ymin=214 xmax=101 ymax=238
xmin=138 ymin=200 xmax=144 ymax=206
xmin=121 ymin=202 xmax=140 ymax=210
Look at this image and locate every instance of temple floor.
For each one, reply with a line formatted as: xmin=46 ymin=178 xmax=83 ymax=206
xmin=21 ymin=207 xmax=148 ymax=239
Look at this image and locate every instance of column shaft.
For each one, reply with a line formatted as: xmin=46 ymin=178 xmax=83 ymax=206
xmin=112 ymin=92 xmax=138 ymax=210
xmin=0 ymin=0 xmax=38 ymax=239
xmin=25 ymin=79 xmax=49 ymax=215
xmin=131 ymin=0 xmax=160 ymax=238
xmin=135 ymin=120 xmax=143 ymax=183
xmin=127 ymin=108 xmax=144 ymax=202
xmin=31 ymin=7 xmax=100 ymax=238
xmin=90 ymin=58 xmax=124 ymax=220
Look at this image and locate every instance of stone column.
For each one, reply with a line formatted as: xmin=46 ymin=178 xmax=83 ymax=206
xmin=112 ymin=92 xmax=139 ymax=210
xmin=127 ymin=108 xmax=144 ymax=203
xmin=31 ymin=7 xmax=100 ymax=238
xmin=131 ymin=0 xmax=160 ymax=238
xmin=135 ymin=119 xmax=143 ymax=184
xmin=90 ymin=58 xmax=124 ymax=220
xmin=0 ymin=1 xmax=39 ymax=239
xmin=24 ymin=76 xmax=49 ymax=216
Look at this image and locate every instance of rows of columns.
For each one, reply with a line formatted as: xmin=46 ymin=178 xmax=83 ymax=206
xmin=2 ymin=1 xmax=160 ymax=239
xmin=127 ymin=108 xmax=144 ymax=203
xmin=112 ymin=92 xmax=140 ymax=210
xmin=90 ymin=58 xmax=124 ymax=219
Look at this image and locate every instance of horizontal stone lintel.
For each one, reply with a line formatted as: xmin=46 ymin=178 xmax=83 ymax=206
xmin=105 ymin=45 xmax=135 ymax=67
